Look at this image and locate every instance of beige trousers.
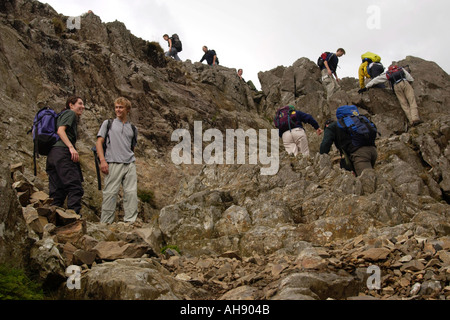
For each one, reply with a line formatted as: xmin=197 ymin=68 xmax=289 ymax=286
xmin=100 ymin=162 xmax=138 ymax=224
xmin=321 ymin=69 xmax=340 ymax=98
xmin=394 ymin=80 xmax=420 ymax=124
xmin=282 ymin=127 xmax=309 ymax=156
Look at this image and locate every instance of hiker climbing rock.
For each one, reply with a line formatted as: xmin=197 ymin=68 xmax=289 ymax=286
xmin=274 ymin=105 xmax=323 ymax=157
xmin=200 ymin=46 xmax=219 ymax=66
xmin=95 ymin=97 xmax=139 ymax=224
xmin=358 ymin=51 xmax=385 ymax=89
xmin=163 ymin=33 xmax=182 ymax=61
xmin=360 ymin=65 xmax=422 ymax=126
xmin=320 ymin=105 xmax=378 ymax=177
xmin=317 ymin=48 xmax=346 ymax=98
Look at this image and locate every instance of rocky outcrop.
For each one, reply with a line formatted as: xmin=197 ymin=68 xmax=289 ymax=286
xmin=0 ymin=0 xmax=449 ymax=300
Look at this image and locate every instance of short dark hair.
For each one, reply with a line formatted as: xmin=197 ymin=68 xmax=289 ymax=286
xmin=65 ymin=96 xmax=82 ymax=110
xmin=337 ymin=48 xmax=346 ymax=55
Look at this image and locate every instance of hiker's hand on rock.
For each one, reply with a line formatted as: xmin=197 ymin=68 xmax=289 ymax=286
xmin=317 ymin=128 xmax=323 ymax=135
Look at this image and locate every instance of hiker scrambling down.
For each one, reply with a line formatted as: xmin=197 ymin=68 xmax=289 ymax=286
xmin=163 ymin=33 xmax=182 ymax=61
xmin=200 ymin=46 xmax=219 ymax=66
xmin=274 ymin=105 xmax=323 ymax=157
xmin=358 ymin=51 xmax=385 ymax=89
xmin=359 ymin=65 xmax=422 ymax=127
xmin=320 ymin=105 xmax=378 ymax=177
xmin=317 ymin=48 xmax=346 ymax=97
xmin=46 ymin=96 xmax=85 ymax=215
xmin=95 ymin=97 xmax=139 ymax=224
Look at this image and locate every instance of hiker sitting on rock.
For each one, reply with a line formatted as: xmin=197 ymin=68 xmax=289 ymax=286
xmin=200 ymin=46 xmax=219 ymax=66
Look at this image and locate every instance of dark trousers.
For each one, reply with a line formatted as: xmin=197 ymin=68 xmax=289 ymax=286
xmin=46 ymin=147 xmax=84 ymax=214
xmin=350 ymin=146 xmax=378 ymax=176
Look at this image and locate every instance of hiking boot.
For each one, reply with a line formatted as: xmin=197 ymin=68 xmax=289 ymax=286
xmin=412 ymin=120 xmax=423 ymax=126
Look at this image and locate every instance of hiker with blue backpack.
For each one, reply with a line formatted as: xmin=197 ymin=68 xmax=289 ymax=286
xmin=320 ymin=105 xmax=378 ymax=177
xmin=45 ymin=96 xmax=85 ymax=215
xmin=95 ymin=97 xmax=139 ymax=224
xmin=274 ymin=105 xmax=323 ymax=157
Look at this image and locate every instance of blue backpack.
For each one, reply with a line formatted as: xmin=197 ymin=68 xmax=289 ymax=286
xmin=29 ymin=107 xmax=65 ymax=175
xmin=336 ymin=105 xmax=378 ymax=149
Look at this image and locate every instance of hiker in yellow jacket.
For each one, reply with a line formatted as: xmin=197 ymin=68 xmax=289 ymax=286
xmin=358 ymin=52 xmax=385 ymax=89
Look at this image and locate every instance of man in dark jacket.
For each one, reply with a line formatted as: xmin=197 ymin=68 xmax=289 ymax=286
xmin=318 ymin=48 xmax=346 ymax=98
xmin=200 ymin=46 xmax=219 ymax=66
xmin=319 ymin=119 xmax=377 ymax=176
xmin=279 ymin=108 xmax=323 ymax=157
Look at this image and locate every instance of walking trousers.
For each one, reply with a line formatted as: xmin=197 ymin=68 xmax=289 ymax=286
xmin=394 ymin=80 xmax=420 ymax=124
xmin=46 ymin=146 xmax=84 ymax=214
xmin=100 ymin=162 xmax=138 ymax=224
xmin=282 ymin=127 xmax=310 ymax=157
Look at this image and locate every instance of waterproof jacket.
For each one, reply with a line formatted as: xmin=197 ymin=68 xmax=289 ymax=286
xmin=278 ymin=110 xmax=320 ymax=138
xmin=319 ymin=121 xmax=357 ymax=155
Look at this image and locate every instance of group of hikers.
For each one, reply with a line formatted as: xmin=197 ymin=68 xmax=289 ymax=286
xmin=33 ymin=42 xmax=423 ymax=221
xmin=33 ymin=96 xmax=139 ymax=224
xmin=277 ymin=48 xmax=423 ymax=177
xmin=163 ymin=33 xmax=219 ymax=66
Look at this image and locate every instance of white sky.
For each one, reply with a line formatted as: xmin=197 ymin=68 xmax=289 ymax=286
xmin=43 ymin=0 xmax=449 ymax=90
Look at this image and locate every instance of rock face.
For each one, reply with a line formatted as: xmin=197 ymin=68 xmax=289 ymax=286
xmin=0 ymin=0 xmax=449 ymax=300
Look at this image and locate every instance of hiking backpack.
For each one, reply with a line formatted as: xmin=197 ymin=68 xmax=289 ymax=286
xmin=29 ymin=106 xmax=66 ymax=175
xmin=367 ymin=61 xmax=384 ymax=78
xmin=317 ymin=52 xmax=331 ymax=69
xmin=274 ymin=105 xmax=297 ymax=132
xmin=171 ymin=34 xmax=182 ymax=52
xmin=386 ymin=65 xmax=406 ymax=84
xmin=361 ymin=52 xmax=381 ymax=64
xmin=336 ymin=105 xmax=378 ymax=150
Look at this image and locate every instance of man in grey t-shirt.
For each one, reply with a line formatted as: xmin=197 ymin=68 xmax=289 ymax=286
xmin=96 ymin=97 xmax=138 ymax=224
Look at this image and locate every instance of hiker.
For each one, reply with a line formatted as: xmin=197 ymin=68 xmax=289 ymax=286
xmin=358 ymin=52 xmax=385 ymax=89
xmin=359 ymin=65 xmax=422 ymax=126
xmin=320 ymin=105 xmax=378 ymax=177
xmin=317 ymin=48 xmax=346 ymax=97
xmin=237 ymin=68 xmax=243 ymax=80
xmin=163 ymin=34 xmax=181 ymax=61
xmin=45 ymin=96 xmax=85 ymax=215
xmin=200 ymin=46 xmax=219 ymax=66
xmin=96 ymin=97 xmax=139 ymax=224
xmin=274 ymin=105 xmax=323 ymax=157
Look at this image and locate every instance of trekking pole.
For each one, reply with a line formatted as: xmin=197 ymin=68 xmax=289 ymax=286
xmin=91 ymin=146 xmax=102 ymax=190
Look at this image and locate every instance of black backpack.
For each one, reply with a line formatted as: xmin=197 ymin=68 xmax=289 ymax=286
xmin=171 ymin=34 xmax=182 ymax=52
xmin=367 ymin=62 xmax=384 ymax=78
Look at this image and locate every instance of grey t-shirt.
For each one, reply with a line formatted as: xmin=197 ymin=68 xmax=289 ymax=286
xmin=97 ymin=119 xmax=136 ymax=163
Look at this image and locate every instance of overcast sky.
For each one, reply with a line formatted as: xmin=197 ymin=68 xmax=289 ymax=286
xmin=43 ymin=0 xmax=449 ymax=90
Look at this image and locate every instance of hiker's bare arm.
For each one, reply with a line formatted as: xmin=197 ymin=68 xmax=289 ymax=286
xmin=324 ymin=60 xmax=332 ymax=76
xmin=96 ymin=136 xmax=109 ymax=174
xmin=57 ymin=126 xmax=79 ymax=163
